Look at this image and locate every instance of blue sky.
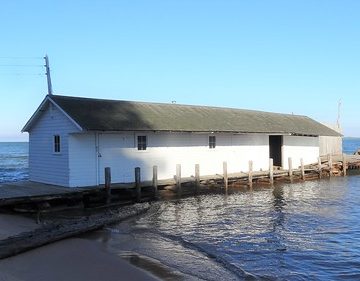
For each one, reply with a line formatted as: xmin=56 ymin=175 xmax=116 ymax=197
xmin=0 ymin=0 xmax=359 ymax=141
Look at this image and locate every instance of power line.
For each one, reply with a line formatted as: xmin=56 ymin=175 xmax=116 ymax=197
xmin=0 ymin=64 xmax=43 ymax=67
xmin=0 ymin=56 xmax=43 ymax=59
xmin=0 ymin=73 xmax=44 ymax=76
xmin=0 ymin=57 xmax=45 ymax=75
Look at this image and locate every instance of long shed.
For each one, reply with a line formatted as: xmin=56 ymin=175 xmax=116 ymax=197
xmin=22 ymin=95 xmax=341 ymax=187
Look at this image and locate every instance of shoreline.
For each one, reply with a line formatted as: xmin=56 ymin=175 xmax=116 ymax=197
xmin=0 ymin=188 xmax=251 ymax=281
xmin=0 ymin=205 xmax=165 ymax=281
xmin=0 ymin=208 xmax=202 ymax=281
xmin=0 ymin=238 xmax=160 ymax=281
xmin=2 ymin=174 xmax=360 ymax=280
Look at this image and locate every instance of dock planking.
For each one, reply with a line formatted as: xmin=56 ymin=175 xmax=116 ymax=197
xmin=0 ymin=181 xmax=89 ymax=207
xmin=1 ymin=154 xmax=360 ymax=209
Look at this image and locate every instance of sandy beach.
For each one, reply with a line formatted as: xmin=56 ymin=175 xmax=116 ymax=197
xmin=0 ymin=213 xmax=159 ymax=281
xmin=0 ymin=237 xmax=159 ymax=281
xmin=0 ymin=214 xmax=39 ymax=240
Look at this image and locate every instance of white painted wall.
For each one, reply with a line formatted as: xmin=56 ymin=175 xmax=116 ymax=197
xmin=282 ymin=136 xmax=319 ymax=169
xmin=319 ymin=124 xmax=342 ymax=156
xmin=28 ymin=109 xmax=322 ymax=187
xmin=28 ymin=103 xmax=80 ymax=186
xmin=68 ymin=133 xmax=97 ymax=187
xmin=96 ymin=132 xmax=270 ymax=184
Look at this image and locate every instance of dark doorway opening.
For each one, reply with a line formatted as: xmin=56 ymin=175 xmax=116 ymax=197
xmin=269 ymin=136 xmax=282 ymax=167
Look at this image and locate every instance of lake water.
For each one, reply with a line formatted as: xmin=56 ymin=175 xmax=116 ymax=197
xmin=343 ymin=137 xmax=360 ymax=154
xmin=87 ymin=176 xmax=360 ymax=280
xmin=0 ymin=142 xmax=28 ymax=183
xmin=1 ymin=139 xmax=360 ymax=280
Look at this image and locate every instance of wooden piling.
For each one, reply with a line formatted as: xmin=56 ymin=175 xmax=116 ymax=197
xmin=288 ymin=157 xmax=293 ymax=182
xmin=248 ymin=160 xmax=253 ymax=187
xmin=269 ymin=158 xmax=274 ymax=185
xmin=328 ymin=154 xmax=333 ymax=177
xmin=135 ymin=167 xmax=141 ymax=202
xmin=223 ymin=161 xmax=228 ymax=190
xmin=300 ymin=158 xmax=305 ymax=180
xmin=195 ymin=164 xmax=200 ymax=193
xmin=318 ymin=157 xmax=322 ymax=179
xmin=342 ymin=154 xmax=347 ymax=176
xmin=176 ymin=164 xmax=182 ymax=195
xmin=104 ymin=167 xmax=111 ymax=204
xmin=152 ymin=165 xmax=158 ymax=198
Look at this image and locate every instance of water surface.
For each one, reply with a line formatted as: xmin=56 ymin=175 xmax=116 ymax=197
xmin=85 ymin=176 xmax=360 ymax=280
xmin=0 ymin=142 xmax=28 ymax=183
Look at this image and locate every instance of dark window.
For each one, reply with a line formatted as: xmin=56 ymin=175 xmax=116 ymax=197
xmin=137 ymin=136 xmax=147 ymax=150
xmin=54 ymin=135 xmax=61 ymax=153
xmin=209 ymin=136 xmax=216 ymax=149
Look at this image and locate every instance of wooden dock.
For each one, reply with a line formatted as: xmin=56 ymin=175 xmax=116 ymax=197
xmin=1 ymin=154 xmax=360 ymax=211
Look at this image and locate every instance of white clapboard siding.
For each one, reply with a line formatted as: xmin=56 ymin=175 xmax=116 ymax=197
xmin=28 ymin=105 xmax=321 ymax=187
xmin=29 ymin=104 xmax=80 ymax=186
xmin=68 ymin=133 xmax=97 ymax=187
xmin=96 ymin=132 xmax=270 ymax=184
xmin=282 ymin=136 xmax=320 ymax=169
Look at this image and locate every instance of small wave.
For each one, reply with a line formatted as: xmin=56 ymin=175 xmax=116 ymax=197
xmin=143 ymin=228 xmax=258 ymax=280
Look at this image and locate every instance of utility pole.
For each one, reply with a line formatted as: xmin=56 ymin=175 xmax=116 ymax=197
xmin=337 ymin=99 xmax=341 ymax=129
xmin=44 ymin=55 xmax=53 ymax=95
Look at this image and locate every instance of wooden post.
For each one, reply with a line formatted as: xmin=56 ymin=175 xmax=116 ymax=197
xmin=176 ymin=164 xmax=182 ymax=195
xmin=300 ymin=158 xmax=305 ymax=180
xmin=195 ymin=164 xmax=200 ymax=194
xmin=135 ymin=167 xmax=141 ymax=202
xmin=248 ymin=160 xmax=253 ymax=187
xmin=328 ymin=154 xmax=333 ymax=177
xmin=288 ymin=157 xmax=293 ymax=182
xmin=104 ymin=167 xmax=111 ymax=204
xmin=269 ymin=158 xmax=274 ymax=185
xmin=152 ymin=165 xmax=158 ymax=198
xmin=342 ymin=154 xmax=347 ymax=176
xmin=223 ymin=161 xmax=228 ymax=190
xmin=318 ymin=157 xmax=322 ymax=179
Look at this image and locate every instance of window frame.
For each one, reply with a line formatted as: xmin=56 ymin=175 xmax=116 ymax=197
xmin=53 ymin=135 xmax=61 ymax=154
xmin=137 ymin=135 xmax=147 ymax=151
xmin=209 ymin=135 xmax=216 ymax=149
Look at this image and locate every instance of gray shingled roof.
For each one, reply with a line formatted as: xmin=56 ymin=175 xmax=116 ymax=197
xmin=48 ymin=95 xmax=340 ymax=136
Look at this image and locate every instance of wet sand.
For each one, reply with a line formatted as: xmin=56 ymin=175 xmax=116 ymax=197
xmin=0 ymin=238 xmax=159 ymax=281
xmin=0 ymin=211 xmax=161 ymax=281
xmin=0 ymin=213 xmax=39 ymax=240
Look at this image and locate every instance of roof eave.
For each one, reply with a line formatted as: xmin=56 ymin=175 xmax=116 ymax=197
xmin=22 ymin=95 xmax=84 ymax=133
xmin=22 ymin=95 xmax=50 ymax=132
xmin=78 ymin=129 xmax=323 ymax=136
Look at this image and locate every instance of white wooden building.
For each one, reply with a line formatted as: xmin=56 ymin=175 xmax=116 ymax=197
xmin=22 ymin=95 xmax=341 ymax=187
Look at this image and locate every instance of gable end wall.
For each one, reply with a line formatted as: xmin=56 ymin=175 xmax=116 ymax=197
xmin=28 ymin=104 xmax=80 ymax=186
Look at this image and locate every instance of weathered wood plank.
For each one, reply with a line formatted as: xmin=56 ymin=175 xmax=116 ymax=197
xmin=248 ymin=160 xmax=253 ymax=187
xmin=152 ymin=165 xmax=158 ymax=198
xmin=318 ymin=157 xmax=322 ymax=179
xmin=288 ymin=157 xmax=293 ymax=182
xmin=300 ymin=158 xmax=305 ymax=180
xmin=195 ymin=164 xmax=200 ymax=193
xmin=342 ymin=154 xmax=347 ymax=176
xmin=0 ymin=204 xmax=151 ymax=260
xmin=269 ymin=158 xmax=274 ymax=185
xmin=328 ymin=154 xmax=333 ymax=177
xmin=223 ymin=161 xmax=228 ymax=190
xmin=135 ymin=167 xmax=141 ymax=202
xmin=176 ymin=164 xmax=182 ymax=195
xmin=105 ymin=167 xmax=111 ymax=204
